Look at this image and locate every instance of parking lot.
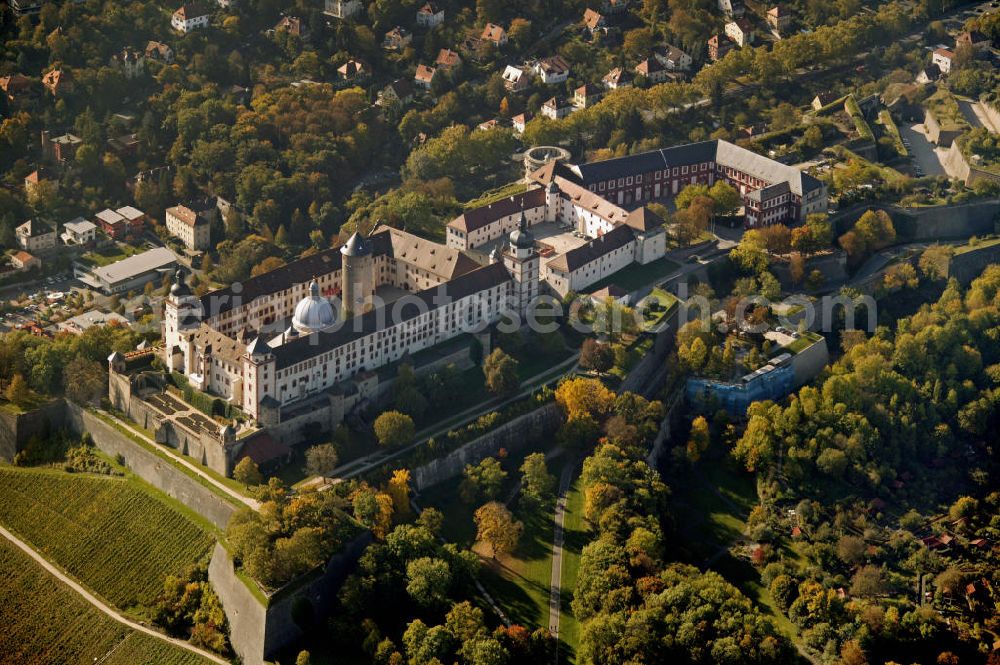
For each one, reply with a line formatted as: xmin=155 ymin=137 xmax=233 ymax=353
xmin=899 ymin=123 xmax=947 ymax=178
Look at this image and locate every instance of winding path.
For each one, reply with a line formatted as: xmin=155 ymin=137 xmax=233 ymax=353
xmin=0 ymin=525 xmax=229 ymax=665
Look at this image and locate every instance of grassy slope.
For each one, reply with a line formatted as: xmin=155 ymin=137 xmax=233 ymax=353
xmin=671 ymin=457 xmax=801 ymax=643
xmin=558 ymin=473 xmax=587 ymax=663
xmin=0 ymin=466 xmax=214 ymax=616
xmin=0 ymin=538 xmax=212 ymax=665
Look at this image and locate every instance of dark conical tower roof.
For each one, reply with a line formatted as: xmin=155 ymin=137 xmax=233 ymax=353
xmin=340 ymin=231 xmax=372 ymax=257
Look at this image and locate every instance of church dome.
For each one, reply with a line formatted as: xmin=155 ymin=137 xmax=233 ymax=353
xmin=292 ymin=280 xmax=336 ymax=333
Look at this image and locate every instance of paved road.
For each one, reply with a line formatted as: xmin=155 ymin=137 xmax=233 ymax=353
xmin=899 ymin=123 xmax=946 ymax=177
xmin=100 ymin=410 xmax=260 ymax=510
xmin=0 ymin=525 xmax=229 ymax=665
xmin=547 ymin=461 xmax=575 ymax=646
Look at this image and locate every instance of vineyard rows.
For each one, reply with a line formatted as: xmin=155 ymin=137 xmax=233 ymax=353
xmin=0 ymin=467 xmax=213 ymax=612
xmin=0 ymin=539 xmax=212 ymax=665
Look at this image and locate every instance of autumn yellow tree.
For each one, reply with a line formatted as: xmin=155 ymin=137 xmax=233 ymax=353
xmin=686 ymin=416 xmax=710 ymax=462
xmin=474 ymin=501 xmax=522 ymax=558
xmin=554 ymin=377 xmax=615 ymax=421
xmin=386 ymin=469 xmax=412 ymax=519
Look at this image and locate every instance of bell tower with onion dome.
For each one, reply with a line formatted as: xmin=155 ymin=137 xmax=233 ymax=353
xmin=503 ymin=210 xmax=539 ymax=314
xmin=340 ymin=231 xmax=374 ymax=318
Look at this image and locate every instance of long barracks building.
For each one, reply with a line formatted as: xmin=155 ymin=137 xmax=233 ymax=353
xmin=564 ymin=139 xmax=827 ymax=225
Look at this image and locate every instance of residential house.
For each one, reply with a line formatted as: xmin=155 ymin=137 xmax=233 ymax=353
xmin=24 ymin=167 xmax=56 ymax=197
xmin=377 ymin=79 xmax=415 ymax=107
xmin=41 ymin=69 xmax=72 ymax=96
xmin=337 ymin=59 xmax=368 ymax=82
xmin=16 ymin=219 xmax=57 ymax=252
xmin=116 ymin=206 xmax=148 ymax=236
xmin=436 ymin=48 xmax=461 ymax=69
xmin=171 ymin=3 xmax=211 ymax=32
xmin=635 ymin=57 xmax=668 ymax=84
xmin=8 ymin=0 xmax=45 ymax=17
xmin=811 ymin=92 xmax=839 ymax=110
xmin=11 ymin=251 xmax=41 ymax=272
xmin=416 ymin=2 xmax=444 ymax=28
xmin=656 ymin=44 xmax=691 ymax=70
xmin=274 ymin=16 xmax=308 ymax=38
xmin=502 ymin=65 xmax=529 ymax=92
xmin=512 ymin=112 xmax=531 ymax=134
xmin=383 ymin=26 xmax=412 ymax=51
xmin=583 ymin=8 xmax=606 ymax=34
xmin=916 ymin=64 xmax=942 ymax=84
xmin=541 ymin=96 xmax=573 ymax=120
xmin=166 ymin=204 xmax=211 ymax=251
xmin=603 ymin=66 xmax=632 ymax=89
xmin=95 ymin=209 xmax=128 ymax=239
xmin=107 ymin=133 xmax=141 ymax=157
xmin=324 ymin=0 xmax=361 ymax=19
xmin=535 ymin=55 xmax=571 ymax=84
xmin=932 ymin=48 xmax=954 ymax=75
xmin=414 ymin=64 xmax=437 ymax=89
xmin=573 ymin=83 xmax=603 ymax=109
xmin=110 ymin=49 xmax=145 ymax=79
xmin=725 ymin=18 xmax=754 ymax=47
xmin=40 ymin=130 xmax=82 ymax=163
xmin=145 ymin=41 xmax=175 ymax=63
xmin=61 ymin=217 xmax=98 ymax=245
xmin=481 ymin=23 xmax=508 ymax=47
xmin=718 ymin=0 xmax=745 ymax=17
xmin=767 ymin=6 xmax=791 ymax=34
xmin=0 ymin=74 xmax=33 ymax=102
xmin=477 ymin=119 xmax=499 ymax=131
xmin=956 ymin=30 xmax=990 ymax=52
xmin=708 ymin=34 xmax=734 ymax=61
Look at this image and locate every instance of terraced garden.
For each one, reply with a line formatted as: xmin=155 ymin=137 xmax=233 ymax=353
xmin=0 ymin=538 xmax=212 ymax=665
xmin=0 ymin=467 xmax=214 ymax=615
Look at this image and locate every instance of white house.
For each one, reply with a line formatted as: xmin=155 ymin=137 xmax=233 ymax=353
xmin=171 ymin=3 xmax=210 ymax=32
xmin=416 ymin=2 xmax=444 ymax=28
xmin=657 ymin=45 xmax=691 ymax=71
xmin=932 ymin=48 xmax=954 ymax=74
xmin=166 ymin=205 xmax=211 ymax=251
xmin=324 ymin=0 xmax=361 ymax=19
xmin=502 ymin=65 xmax=529 ymax=92
xmin=725 ymin=18 xmax=754 ymax=47
xmin=541 ymin=96 xmax=573 ymax=120
xmin=534 ymin=56 xmax=570 ymax=84
xmin=62 ymin=217 xmax=97 ymax=245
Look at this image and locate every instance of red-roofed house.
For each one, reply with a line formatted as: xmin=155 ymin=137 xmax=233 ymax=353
xmin=481 ymin=23 xmax=507 ymax=46
xmin=414 ymin=64 xmax=437 ymax=89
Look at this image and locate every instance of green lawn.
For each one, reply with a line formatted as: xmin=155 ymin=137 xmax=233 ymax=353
xmin=418 ymin=452 xmax=576 ymax=632
xmin=785 ymin=331 xmax=824 ymax=354
xmin=82 ymin=243 xmax=140 ymax=268
xmin=584 ymin=256 xmax=681 ymax=293
xmin=0 ymin=538 xmax=214 ymax=665
xmin=558 ymin=473 xmax=587 ymax=663
xmin=669 ymin=456 xmax=802 ymax=644
xmin=0 ymin=466 xmax=214 ymax=618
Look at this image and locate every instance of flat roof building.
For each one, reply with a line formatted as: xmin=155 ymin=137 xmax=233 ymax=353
xmin=78 ymin=246 xmax=178 ymax=294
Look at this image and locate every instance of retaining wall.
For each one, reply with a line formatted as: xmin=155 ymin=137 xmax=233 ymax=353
xmin=0 ymin=398 xmax=68 ymax=462
xmin=948 ymin=243 xmax=1000 ymax=284
xmin=411 ymin=402 xmax=563 ymax=491
xmin=63 ymin=403 xmax=238 ymax=530
xmin=832 ymin=199 xmax=1000 ymax=242
xmin=209 ymin=533 xmax=372 ymax=665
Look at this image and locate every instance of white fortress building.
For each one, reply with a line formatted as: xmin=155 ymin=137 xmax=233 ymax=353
xmin=162 ymin=224 xmax=539 ymax=427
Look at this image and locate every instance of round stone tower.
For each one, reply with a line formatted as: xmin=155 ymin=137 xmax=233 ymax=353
xmin=340 ymin=231 xmax=374 ymax=317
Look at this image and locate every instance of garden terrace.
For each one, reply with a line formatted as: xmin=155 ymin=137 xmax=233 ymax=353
xmin=924 ymin=89 xmax=970 ymax=133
